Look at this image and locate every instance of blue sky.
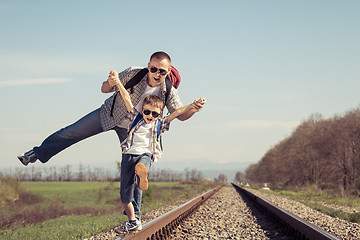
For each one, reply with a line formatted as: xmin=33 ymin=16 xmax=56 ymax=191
xmin=1 ymin=1 xmax=359 ymax=175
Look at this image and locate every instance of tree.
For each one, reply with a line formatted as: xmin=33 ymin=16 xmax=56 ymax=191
xmin=244 ymin=108 xmax=360 ymax=195
xmin=216 ymin=174 xmax=227 ymax=183
xmin=78 ymin=163 xmax=85 ymax=181
xmin=234 ymin=171 xmax=246 ymax=184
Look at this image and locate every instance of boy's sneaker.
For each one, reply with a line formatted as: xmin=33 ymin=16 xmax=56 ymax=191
xmin=115 ymin=220 xmax=140 ymax=234
xmin=135 ymin=163 xmax=148 ymax=190
xmin=17 ymin=150 xmax=37 ymax=166
xmin=121 ymin=212 xmax=142 ymax=230
xmin=136 ymin=219 xmax=142 ymax=230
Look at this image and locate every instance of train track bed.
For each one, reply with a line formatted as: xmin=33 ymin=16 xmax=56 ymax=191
xmin=87 ymin=185 xmax=360 ymax=240
xmin=169 ymin=185 xmax=289 ymax=239
xmin=246 ymin=188 xmax=360 ymax=240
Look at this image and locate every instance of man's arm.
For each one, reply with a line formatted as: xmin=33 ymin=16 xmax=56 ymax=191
xmin=101 ymin=81 xmax=114 ymax=93
xmin=101 ymin=70 xmax=118 ymax=93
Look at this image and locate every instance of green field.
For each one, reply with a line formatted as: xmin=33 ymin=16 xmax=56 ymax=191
xmin=0 ymin=179 xmax=218 ymax=240
xmin=21 ymin=181 xmax=120 ymax=208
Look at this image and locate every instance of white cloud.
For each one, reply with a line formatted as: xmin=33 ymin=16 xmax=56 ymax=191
xmin=228 ymin=120 xmax=299 ymax=129
xmin=0 ymin=51 xmax=122 ymax=77
xmin=0 ymin=78 xmax=71 ymax=87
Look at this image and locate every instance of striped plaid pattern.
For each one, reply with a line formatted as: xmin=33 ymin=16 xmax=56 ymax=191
xmin=121 ymin=108 xmax=170 ymax=162
xmin=99 ymin=67 xmax=183 ymax=131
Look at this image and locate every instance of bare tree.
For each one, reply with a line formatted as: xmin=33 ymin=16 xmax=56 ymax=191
xmin=216 ymin=174 xmax=227 ymax=183
xmin=234 ymin=171 xmax=246 ymax=184
xmin=78 ymin=163 xmax=85 ymax=181
xmin=64 ymin=165 xmax=72 ymax=181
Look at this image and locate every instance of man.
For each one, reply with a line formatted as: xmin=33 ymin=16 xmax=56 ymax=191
xmin=18 ymin=51 xmax=202 ymax=165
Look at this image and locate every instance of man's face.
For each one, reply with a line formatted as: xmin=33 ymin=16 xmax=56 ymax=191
xmin=147 ymin=58 xmax=171 ymax=87
xmin=142 ymin=104 xmax=162 ymax=124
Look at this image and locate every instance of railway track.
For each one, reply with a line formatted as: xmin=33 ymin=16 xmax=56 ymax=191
xmin=117 ymin=186 xmax=223 ymax=240
xmin=232 ymin=184 xmax=340 ymax=240
xmin=112 ymin=184 xmax=342 ymax=240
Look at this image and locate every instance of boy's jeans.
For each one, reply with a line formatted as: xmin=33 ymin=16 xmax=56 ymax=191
xmin=33 ymin=108 xmax=127 ymax=163
xmin=120 ymin=153 xmax=152 ymax=220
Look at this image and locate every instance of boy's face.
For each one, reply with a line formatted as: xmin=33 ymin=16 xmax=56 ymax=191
xmin=142 ymin=104 xmax=162 ymax=124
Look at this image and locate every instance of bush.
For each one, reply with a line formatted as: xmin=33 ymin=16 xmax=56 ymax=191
xmin=0 ymin=177 xmax=21 ymax=205
xmin=0 ymin=177 xmax=43 ymax=207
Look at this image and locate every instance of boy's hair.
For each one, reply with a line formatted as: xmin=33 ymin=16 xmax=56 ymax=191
xmin=150 ymin=51 xmax=171 ymax=63
xmin=143 ymin=95 xmax=164 ymax=110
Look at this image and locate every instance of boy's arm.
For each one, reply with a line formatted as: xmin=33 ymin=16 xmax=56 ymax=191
xmin=101 ymin=67 xmax=133 ymax=93
xmin=166 ymin=98 xmax=206 ymax=123
xmin=108 ymin=70 xmax=133 ymax=112
xmin=176 ymin=99 xmax=205 ymax=121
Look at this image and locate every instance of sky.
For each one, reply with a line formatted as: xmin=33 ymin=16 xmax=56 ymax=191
xmin=1 ymin=1 xmax=359 ymax=177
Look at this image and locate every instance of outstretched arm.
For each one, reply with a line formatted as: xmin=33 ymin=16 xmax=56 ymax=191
xmin=105 ymin=70 xmax=133 ymax=112
xmin=176 ymin=99 xmax=206 ymax=121
xmin=167 ymin=98 xmax=206 ymax=123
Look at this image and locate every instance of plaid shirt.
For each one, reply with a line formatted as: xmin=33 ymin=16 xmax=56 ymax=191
xmin=100 ymin=67 xmax=183 ymax=131
xmin=121 ymin=108 xmax=170 ymax=162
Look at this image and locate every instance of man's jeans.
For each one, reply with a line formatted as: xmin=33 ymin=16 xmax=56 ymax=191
xmin=32 ymin=107 xmax=147 ymax=219
xmin=33 ymin=108 xmax=127 ymax=162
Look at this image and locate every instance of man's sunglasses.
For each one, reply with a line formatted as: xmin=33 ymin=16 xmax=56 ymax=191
xmin=143 ymin=109 xmax=161 ymax=118
xmin=149 ymin=66 xmax=168 ymax=76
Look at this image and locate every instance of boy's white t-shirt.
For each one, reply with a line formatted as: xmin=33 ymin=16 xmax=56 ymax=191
xmin=118 ymin=84 xmax=161 ymax=128
xmin=125 ymin=122 xmax=154 ymax=155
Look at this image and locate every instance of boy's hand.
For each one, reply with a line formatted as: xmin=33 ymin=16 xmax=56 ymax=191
xmin=107 ymin=70 xmax=121 ymax=87
xmin=196 ymin=98 xmax=206 ymax=105
xmin=191 ymin=98 xmax=206 ymax=112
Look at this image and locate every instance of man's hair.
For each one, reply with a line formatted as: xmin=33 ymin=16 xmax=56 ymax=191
xmin=150 ymin=51 xmax=171 ymax=63
xmin=143 ymin=95 xmax=164 ymax=110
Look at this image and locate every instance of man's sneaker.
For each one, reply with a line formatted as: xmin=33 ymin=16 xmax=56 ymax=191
xmin=135 ymin=163 xmax=148 ymax=190
xmin=115 ymin=220 xmax=140 ymax=234
xmin=17 ymin=150 xmax=37 ymax=166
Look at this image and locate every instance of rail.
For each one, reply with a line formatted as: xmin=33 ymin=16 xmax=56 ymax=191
xmin=232 ymin=183 xmax=340 ymax=240
xmin=118 ymin=185 xmax=223 ymax=240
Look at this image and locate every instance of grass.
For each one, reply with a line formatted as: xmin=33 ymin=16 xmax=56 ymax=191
xmin=0 ymin=214 xmax=120 ymax=240
xmin=1 ymin=179 xmax=219 ymax=240
xmin=20 ymin=181 xmax=119 ymax=208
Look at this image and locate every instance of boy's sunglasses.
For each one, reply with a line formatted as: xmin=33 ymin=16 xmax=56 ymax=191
xmin=149 ymin=66 xmax=168 ymax=76
xmin=143 ymin=109 xmax=161 ymax=118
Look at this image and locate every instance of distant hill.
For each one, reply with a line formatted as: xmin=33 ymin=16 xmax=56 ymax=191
xmin=154 ymin=159 xmax=252 ymax=182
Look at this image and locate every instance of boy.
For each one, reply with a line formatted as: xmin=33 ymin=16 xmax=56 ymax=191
xmin=113 ymin=70 xmax=206 ymax=234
